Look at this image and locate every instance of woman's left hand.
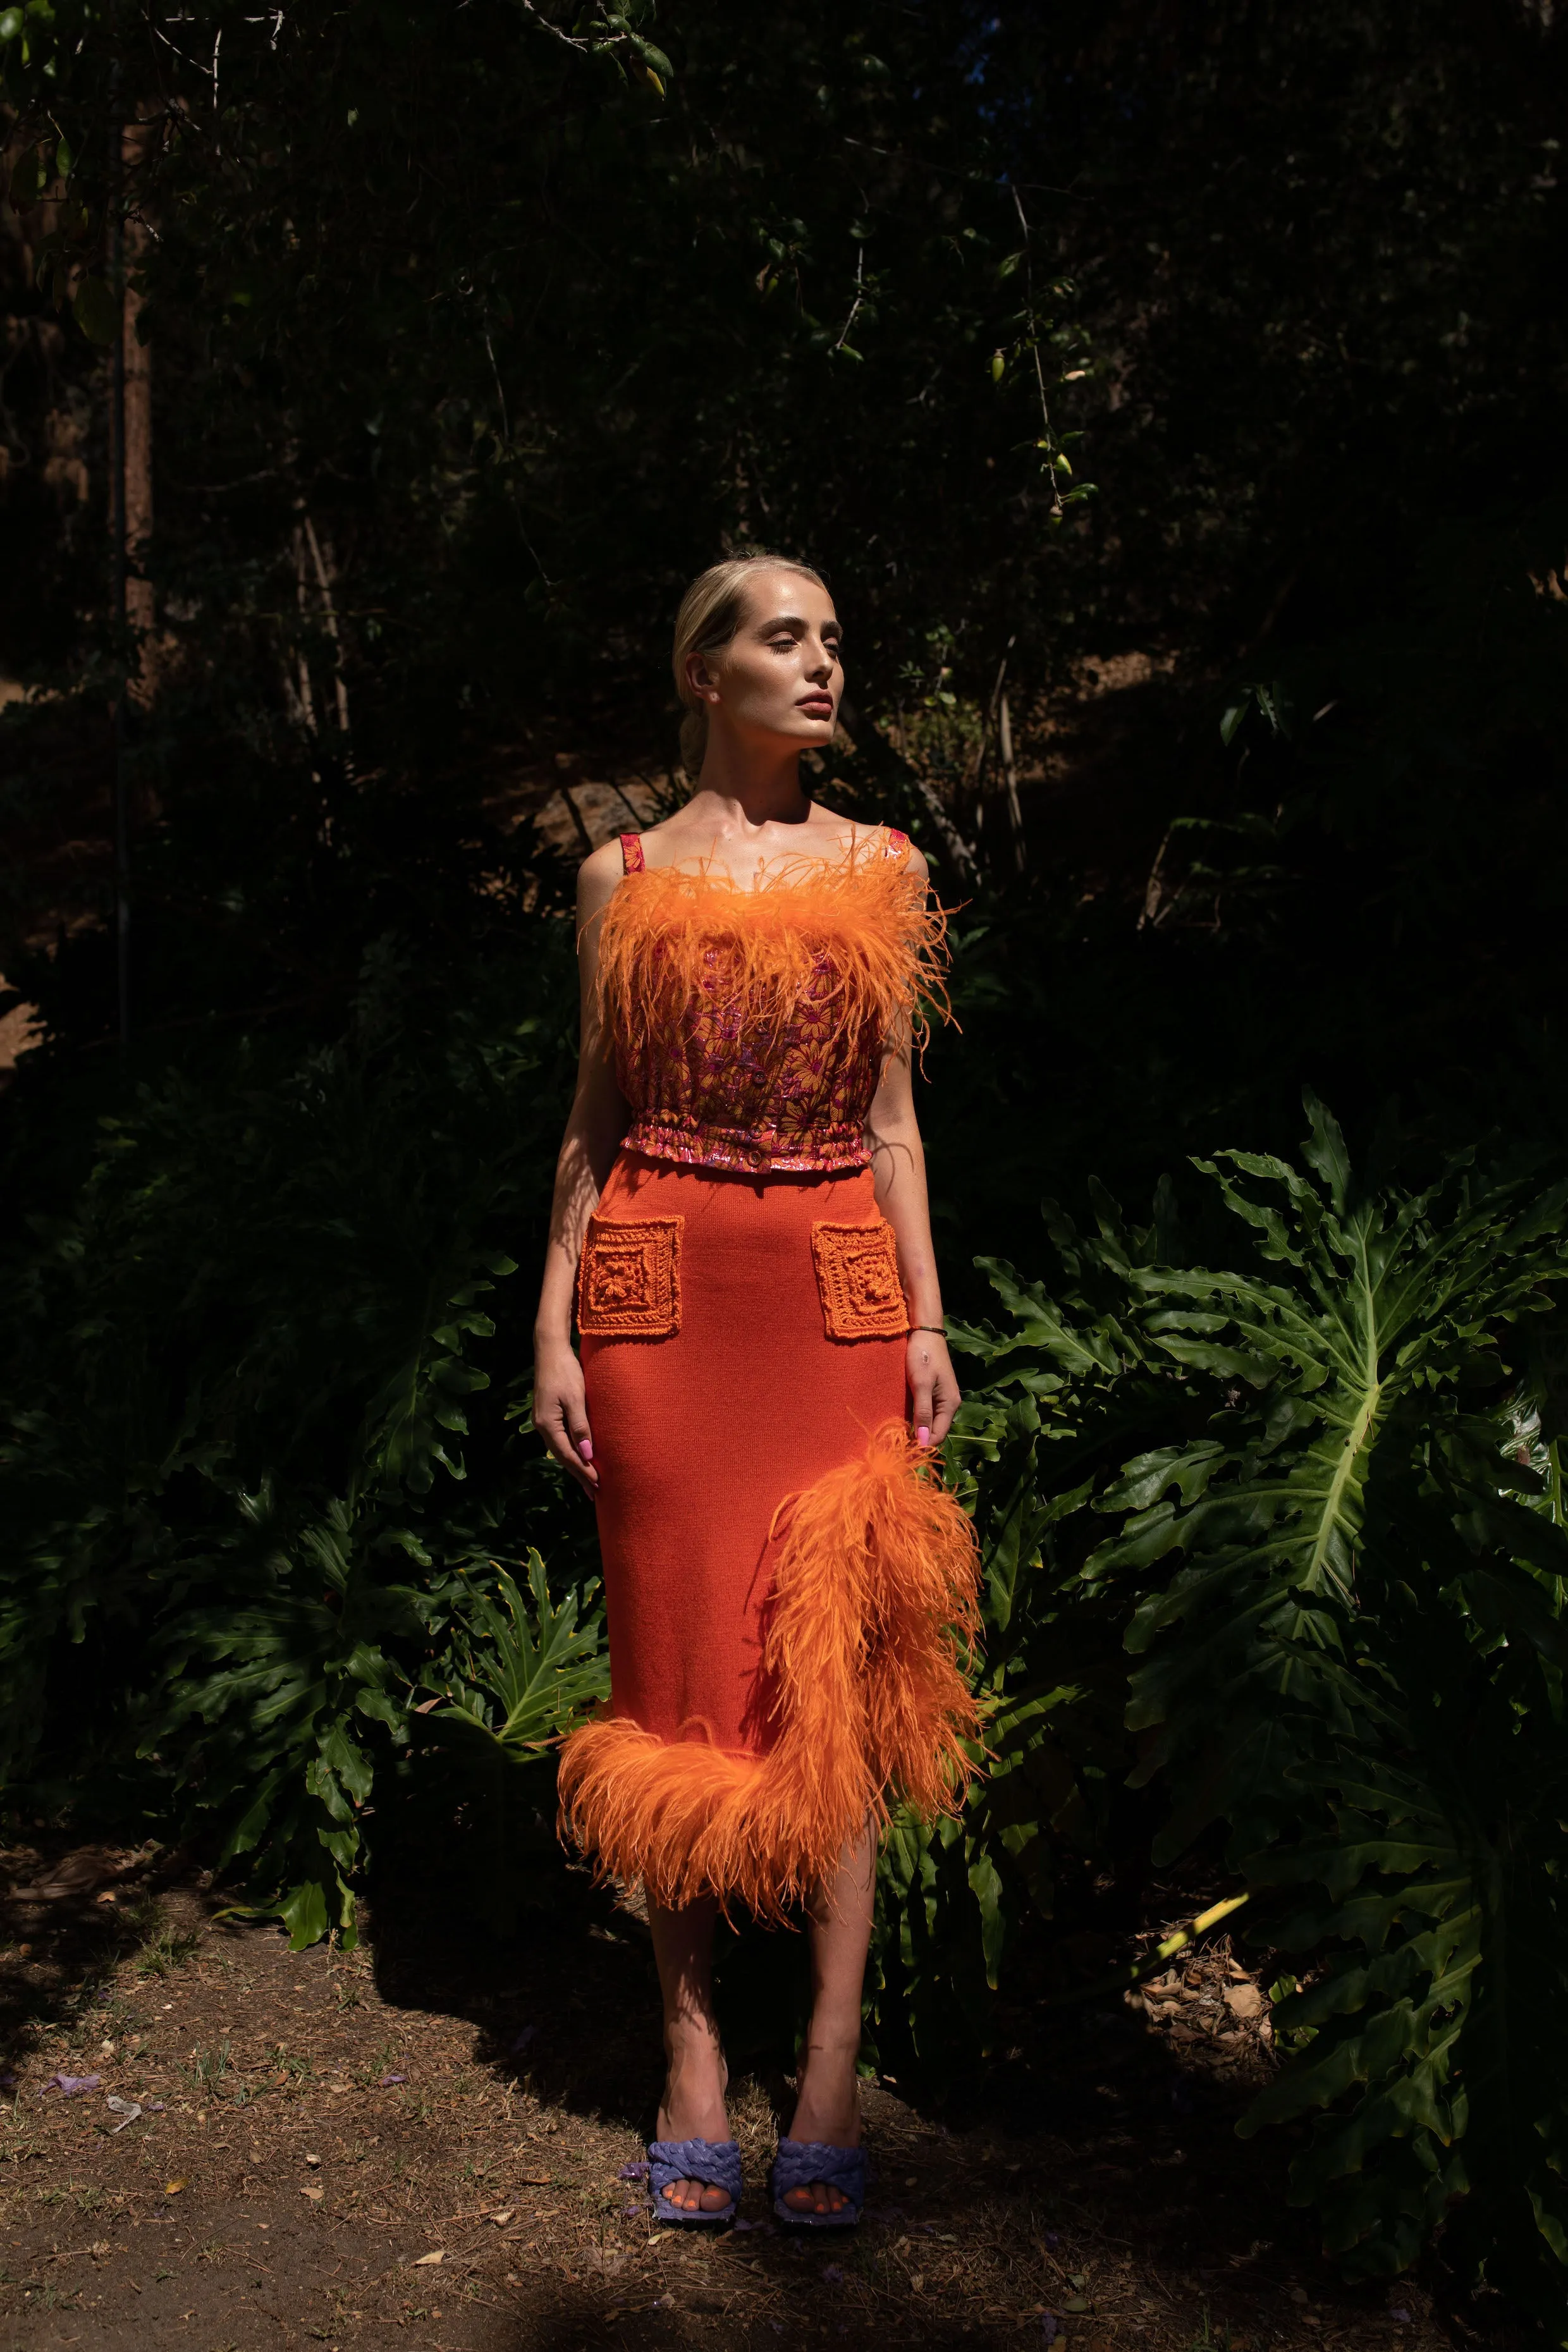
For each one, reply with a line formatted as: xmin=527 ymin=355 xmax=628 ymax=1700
xmin=906 ymin=1328 xmax=961 ymax=1449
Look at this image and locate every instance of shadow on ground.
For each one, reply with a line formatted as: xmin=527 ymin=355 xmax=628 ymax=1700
xmin=0 ymin=1813 xmax=1539 ymax=2352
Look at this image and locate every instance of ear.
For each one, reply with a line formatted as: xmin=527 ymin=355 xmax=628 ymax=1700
xmin=685 ymin=649 xmax=721 ymax=704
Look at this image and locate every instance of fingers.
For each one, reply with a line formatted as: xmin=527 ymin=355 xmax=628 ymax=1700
xmin=563 ymin=1393 xmax=598 ymax=1489
xmin=930 ymin=1364 xmax=961 ymax=1446
xmin=548 ymin=1424 xmax=598 ymax=1495
xmin=532 ymin=1378 xmax=599 ymax=1494
xmin=907 ymin=1334 xmax=961 ymax=1450
xmin=906 ymin=1334 xmax=934 ymax=1446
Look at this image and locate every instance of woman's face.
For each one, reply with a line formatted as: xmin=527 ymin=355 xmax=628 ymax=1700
xmin=689 ymin=568 xmax=843 ymax=749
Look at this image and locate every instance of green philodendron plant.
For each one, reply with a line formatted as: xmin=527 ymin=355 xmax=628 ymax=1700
xmin=903 ymin=1096 xmax=1568 ymax=2327
xmin=1084 ymin=1098 xmax=1568 ymax=2318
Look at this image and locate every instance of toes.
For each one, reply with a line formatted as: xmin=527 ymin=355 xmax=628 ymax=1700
xmin=661 ymin=2177 xmax=730 ymax=2215
xmin=782 ymin=2178 xmax=852 ymax=2217
xmin=793 ymin=2181 xmax=845 ymax=2215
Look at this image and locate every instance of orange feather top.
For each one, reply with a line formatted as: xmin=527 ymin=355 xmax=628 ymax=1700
xmin=594 ymin=831 xmax=951 ymax=1173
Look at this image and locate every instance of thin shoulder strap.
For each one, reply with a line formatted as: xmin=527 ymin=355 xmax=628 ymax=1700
xmin=885 ymin=826 xmax=909 ymax=857
xmin=618 ymin=832 xmax=646 ymax=874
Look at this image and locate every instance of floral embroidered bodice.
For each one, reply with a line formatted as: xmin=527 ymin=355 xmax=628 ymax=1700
xmin=596 ymin=827 xmax=945 ymax=1176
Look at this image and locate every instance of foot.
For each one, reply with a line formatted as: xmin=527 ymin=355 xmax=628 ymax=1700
xmin=655 ymin=2032 xmax=732 ymax=2216
xmin=783 ymin=2035 xmax=861 ymax=2217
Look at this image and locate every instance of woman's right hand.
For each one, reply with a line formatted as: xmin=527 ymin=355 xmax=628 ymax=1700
xmin=532 ymin=1335 xmax=599 ymax=1495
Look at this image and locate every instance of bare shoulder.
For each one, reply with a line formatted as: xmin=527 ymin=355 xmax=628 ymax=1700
xmin=810 ymin=812 xmax=929 ymax=880
xmin=809 ymin=809 xmax=902 ymax=852
xmin=577 ymin=837 xmax=626 ymax=921
xmin=869 ymin=820 xmax=928 ymax=882
xmin=627 ymin=810 xmax=706 ymax=867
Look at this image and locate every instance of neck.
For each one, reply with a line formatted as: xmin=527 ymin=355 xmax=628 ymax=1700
xmin=690 ymin=731 xmax=812 ymax=831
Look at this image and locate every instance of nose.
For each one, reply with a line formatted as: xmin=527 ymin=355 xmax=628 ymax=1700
xmin=805 ymin=634 xmax=835 ymax=682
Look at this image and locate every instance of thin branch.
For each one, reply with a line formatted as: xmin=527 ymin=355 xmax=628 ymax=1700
xmin=482 ymin=320 xmax=552 ymax=589
xmin=998 ymin=688 xmax=1025 ymax=874
xmin=1011 ymin=181 xmax=1062 ymax=523
xmin=964 ymin=636 xmax=1015 ymax=800
xmin=912 ymin=773 xmax=979 ymax=884
xmin=561 ymin=784 xmax=596 ymax=859
xmin=514 ymin=0 xmax=602 ymax=54
xmin=833 ymin=246 xmax=866 ymax=353
xmin=147 ymin=21 xmax=216 ymax=79
xmin=168 ymin=467 xmax=281 ymax=495
xmin=482 ymin=322 xmax=512 ymax=446
xmin=300 ymin=510 xmax=352 ymax=750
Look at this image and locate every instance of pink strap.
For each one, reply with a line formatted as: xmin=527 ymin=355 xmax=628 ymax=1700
xmin=620 ymin=833 xmax=646 ymax=874
xmin=886 ymin=827 xmax=909 ymax=856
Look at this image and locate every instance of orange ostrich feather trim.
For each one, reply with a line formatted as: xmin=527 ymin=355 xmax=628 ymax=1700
xmin=556 ymin=1421 xmax=982 ymax=1918
xmin=594 ymin=834 xmax=952 ymax=1073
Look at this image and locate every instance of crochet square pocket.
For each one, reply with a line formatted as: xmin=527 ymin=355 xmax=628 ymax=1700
xmin=812 ymin=1218 xmax=909 ymax=1340
xmin=577 ymin=1214 xmax=683 ymax=1338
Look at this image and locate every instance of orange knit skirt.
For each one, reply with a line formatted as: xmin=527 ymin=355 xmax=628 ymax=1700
xmin=556 ymin=1149 xmax=980 ymax=1920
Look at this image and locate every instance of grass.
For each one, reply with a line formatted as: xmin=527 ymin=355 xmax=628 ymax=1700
xmin=136 ymin=1924 xmax=203 ymax=1978
xmin=189 ymin=2038 xmax=231 ymax=2092
xmin=1188 ymin=2306 xmax=1235 ymax=2352
xmin=121 ymin=1892 xmax=204 ymax=1977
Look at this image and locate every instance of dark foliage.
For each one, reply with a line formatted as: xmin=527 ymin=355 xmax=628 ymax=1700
xmin=3 ymin=0 xmax=1568 ymax=2325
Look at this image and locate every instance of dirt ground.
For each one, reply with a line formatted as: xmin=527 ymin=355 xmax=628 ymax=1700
xmin=0 ymin=1842 xmax=1533 ymax=2352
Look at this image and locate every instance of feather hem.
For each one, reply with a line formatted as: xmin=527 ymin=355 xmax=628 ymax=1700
xmin=556 ymin=1421 xmax=981 ymax=1918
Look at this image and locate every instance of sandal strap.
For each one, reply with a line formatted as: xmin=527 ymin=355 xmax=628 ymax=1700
xmin=647 ymin=2136 xmax=742 ymax=2205
xmin=770 ymin=2136 xmax=867 ymax=2205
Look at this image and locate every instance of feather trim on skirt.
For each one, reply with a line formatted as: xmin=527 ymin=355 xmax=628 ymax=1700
xmin=556 ymin=1420 xmax=980 ymax=1920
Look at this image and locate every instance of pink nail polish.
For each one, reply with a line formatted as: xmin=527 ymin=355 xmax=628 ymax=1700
xmin=579 ymin=1437 xmax=594 ymax=1461
xmin=917 ymin=1425 xmax=931 ymax=1448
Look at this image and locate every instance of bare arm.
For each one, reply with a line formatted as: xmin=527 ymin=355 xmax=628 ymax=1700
xmin=866 ymin=848 xmax=960 ymax=1447
xmin=532 ymin=843 xmax=631 ymax=1493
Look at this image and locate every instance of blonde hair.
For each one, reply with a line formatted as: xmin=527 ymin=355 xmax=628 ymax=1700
xmin=671 ymin=551 xmax=828 ymax=778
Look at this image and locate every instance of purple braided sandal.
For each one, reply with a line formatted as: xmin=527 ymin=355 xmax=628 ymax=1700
xmin=647 ymin=2136 xmax=742 ymax=2226
xmin=769 ymin=2137 xmax=868 ymax=2228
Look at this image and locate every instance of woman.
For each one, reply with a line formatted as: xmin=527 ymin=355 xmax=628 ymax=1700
xmin=532 ymin=552 xmax=979 ymax=2229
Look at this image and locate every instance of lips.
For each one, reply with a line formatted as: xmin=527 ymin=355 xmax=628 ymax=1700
xmin=797 ymin=695 xmax=834 ymax=719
